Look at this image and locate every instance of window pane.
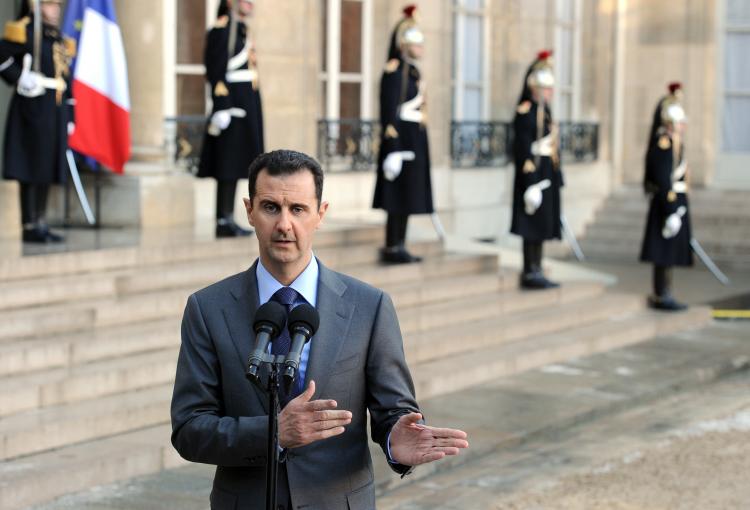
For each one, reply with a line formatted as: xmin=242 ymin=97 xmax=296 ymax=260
xmin=462 ymin=87 xmax=482 ymax=121
xmin=464 ymin=0 xmax=483 ymax=10
xmin=340 ymin=82 xmax=361 ymax=119
xmin=558 ymin=27 xmax=573 ymax=88
xmin=558 ymin=0 xmax=574 ymax=23
xmin=723 ymin=96 xmax=750 ymax=152
xmin=463 ymin=15 xmax=483 ymax=83
xmin=727 ymin=0 xmax=750 ymax=25
xmin=177 ymin=74 xmax=206 ymax=115
xmin=557 ymin=92 xmax=572 ymax=121
xmin=177 ymin=0 xmax=206 ymax=65
xmin=340 ymin=0 xmax=362 ymax=73
xmin=725 ymin=33 xmax=750 ymax=92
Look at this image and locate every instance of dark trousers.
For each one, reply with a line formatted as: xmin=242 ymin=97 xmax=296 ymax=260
xmin=385 ymin=213 xmax=409 ymax=248
xmin=522 ymin=239 xmax=543 ymax=274
xmin=216 ymin=180 xmax=238 ymax=221
xmin=20 ymin=183 xmax=50 ymax=227
xmin=653 ymin=265 xmax=672 ymax=297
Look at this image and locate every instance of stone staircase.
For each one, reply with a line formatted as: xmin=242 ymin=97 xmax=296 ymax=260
xmin=578 ymin=186 xmax=750 ymax=270
xmin=0 ymin=224 xmax=711 ymax=510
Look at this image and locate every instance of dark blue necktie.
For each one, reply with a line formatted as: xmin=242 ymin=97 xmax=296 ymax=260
xmin=270 ymin=287 xmax=301 ymax=405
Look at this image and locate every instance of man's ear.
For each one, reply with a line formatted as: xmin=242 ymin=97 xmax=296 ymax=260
xmin=316 ymin=201 xmax=329 ymax=229
xmin=243 ymin=197 xmax=255 ymax=227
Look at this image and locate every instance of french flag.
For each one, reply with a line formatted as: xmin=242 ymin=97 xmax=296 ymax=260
xmin=63 ymin=0 xmax=130 ymax=174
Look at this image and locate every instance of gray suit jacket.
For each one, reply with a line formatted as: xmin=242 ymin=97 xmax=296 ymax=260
xmin=171 ymin=259 xmax=419 ymax=509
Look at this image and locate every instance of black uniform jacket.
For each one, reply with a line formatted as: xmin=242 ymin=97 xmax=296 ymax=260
xmin=0 ymin=17 xmax=73 ymax=184
xmin=510 ymin=100 xmax=563 ymax=241
xmin=372 ymin=58 xmax=434 ymax=216
xmin=198 ymin=17 xmax=264 ymax=181
xmin=640 ymin=128 xmax=693 ymax=267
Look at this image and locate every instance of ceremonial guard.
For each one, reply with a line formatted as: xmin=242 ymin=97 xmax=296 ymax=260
xmin=0 ymin=0 xmax=74 ymax=243
xmin=510 ymin=50 xmax=563 ymax=288
xmin=198 ymin=0 xmax=264 ymax=238
xmin=639 ymin=83 xmax=692 ymax=311
xmin=372 ymin=5 xmax=433 ymax=264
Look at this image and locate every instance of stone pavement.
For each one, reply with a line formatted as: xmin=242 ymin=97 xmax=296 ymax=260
xmin=28 ymin=320 xmax=750 ymax=509
xmin=381 ymin=357 xmax=750 ymax=509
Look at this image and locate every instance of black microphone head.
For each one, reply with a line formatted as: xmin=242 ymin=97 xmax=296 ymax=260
xmin=253 ymin=301 xmax=287 ymax=336
xmin=288 ymin=303 xmax=320 ymax=337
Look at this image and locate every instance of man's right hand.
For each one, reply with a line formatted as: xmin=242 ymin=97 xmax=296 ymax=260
xmin=278 ymin=380 xmax=352 ymax=449
xmin=17 ymin=54 xmax=45 ymax=98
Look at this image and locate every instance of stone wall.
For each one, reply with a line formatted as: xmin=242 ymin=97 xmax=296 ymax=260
xmin=618 ymin=0 xmax=717 ymax=186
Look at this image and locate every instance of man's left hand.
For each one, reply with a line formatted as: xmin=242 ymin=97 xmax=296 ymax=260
xmin=389 ymin=412 xmax=469 ymax=467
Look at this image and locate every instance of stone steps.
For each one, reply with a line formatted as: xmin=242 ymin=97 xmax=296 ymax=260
xmin=0 ymin=252 xmax=496 ymax=343
xmin=412 ymin=304 xmax=711 ymax=399
xmin=0 ymin=385 xmax=173 ymax=461
xmin=0 ymin=225 xmax=383 ymax=283
xmin=404 ymin=291 xmax=640 ymax=367
xmin=0 ymin=424 xmax=181 ymax=510
xmin=579 ymin=187 xmax=750 ymax=267
xmin=0 ymin=273 xmax=516 ymax=415
xmin=0 ymin=271 xmax=514 ymax=379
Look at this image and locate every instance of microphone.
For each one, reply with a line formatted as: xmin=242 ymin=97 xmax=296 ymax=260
xmin=246 ymin=301 xmax=287 ymax=383
xmin=282 ymin=304 xmax=320 ymax=390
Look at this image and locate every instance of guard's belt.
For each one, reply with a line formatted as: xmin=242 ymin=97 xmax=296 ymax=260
xmin=672 ymin=181 xmax=688 ymax=193
xmin=226 ymin=69 xmax=258 ymax=83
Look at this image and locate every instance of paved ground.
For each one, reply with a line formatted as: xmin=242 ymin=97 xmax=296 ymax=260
xmin=29 ymin=320 xmax=750 ymax=510
xmin=380 ymin=367 xmax=750 ymax=509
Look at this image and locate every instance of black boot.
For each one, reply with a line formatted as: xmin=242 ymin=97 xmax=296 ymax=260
xmin=381 ymin=214 xmax=421 ymax=264
xmin=520 ymin=240 xmax=559 ymax=289
xmin=215 ymin=180 xmax=253 ymax=238
xmin=215 ymin=218 xmax=253 ymax=238
xmin=649 ymin=265 xmax=687 ymax=311
xmin=22 ymin=225 xmax=49 ymax=243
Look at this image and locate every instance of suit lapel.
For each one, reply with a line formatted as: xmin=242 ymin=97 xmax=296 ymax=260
xmin=306 ymin=260 xmax=354 ymax=400
xmin=223 ymin=261 xmax=269 ymax=413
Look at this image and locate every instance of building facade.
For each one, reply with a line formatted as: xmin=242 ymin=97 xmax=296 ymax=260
xmin=0 ymin=0 xmax=747 ymax=240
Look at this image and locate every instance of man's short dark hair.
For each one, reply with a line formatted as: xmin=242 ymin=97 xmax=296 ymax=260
xmin=247 ymin=150 xmax=325 ymax=205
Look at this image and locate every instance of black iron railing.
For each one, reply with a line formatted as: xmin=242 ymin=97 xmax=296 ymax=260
xmin=450 ymin=121 xmax=512 ymax=168
xmin=164 ymin=115 xmax=206 ymax=175
xmin=558 ymin=121 xmax=599 ymax=163
xmin=317 ymin=119 xmax=380 ymax=172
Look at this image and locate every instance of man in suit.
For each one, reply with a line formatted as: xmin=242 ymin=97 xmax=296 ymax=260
xmin=171 ymin=149 xmax=469 ymax=509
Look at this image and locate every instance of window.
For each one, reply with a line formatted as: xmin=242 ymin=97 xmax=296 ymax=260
xmin=722 ymin=0 xmax=750 ymax=152
xmin=452 ymin=0 xmax=490 ymax=121
xmin=320 ymin=0 xmax=373 ymax=120
xmin=164 ymin=0 xmax=220 ymax=118
xmin=554 ymin=0 xmax=581 ymax=121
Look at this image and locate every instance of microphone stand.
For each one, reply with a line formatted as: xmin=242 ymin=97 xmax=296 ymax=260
xmin=246 ymin=353 xmax=288 ymax=510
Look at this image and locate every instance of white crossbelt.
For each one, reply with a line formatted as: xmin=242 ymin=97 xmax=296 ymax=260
xmin=672 ymin=160 xmax=687 ymax=182
xmin=226 ymin=69 xmax=258 ymax=83
xmin=531 ymin=133 xmax=555 ymax=157
xmin=399 ymin=92 xmax=424 ymax=123
xmin=227 ymin=41 xmax=249 ymax=71
xmin=0 ymin=57 xmax=14 ymax=73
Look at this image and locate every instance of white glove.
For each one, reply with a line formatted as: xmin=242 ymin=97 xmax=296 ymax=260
xmin=209 ymin=109 xmax=232 ymax=133
xmin=383 ymin=151 xmax=416 ymax=181
xmin=67 ymin=122 xmax=75 ymax=136
xmin=662 ymin=206 xmax=686 ymax=239
xmin=17 ymin=54 xmax=45 ymax=98
xmin=523 ymin=179 xmax=551 ymax=215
